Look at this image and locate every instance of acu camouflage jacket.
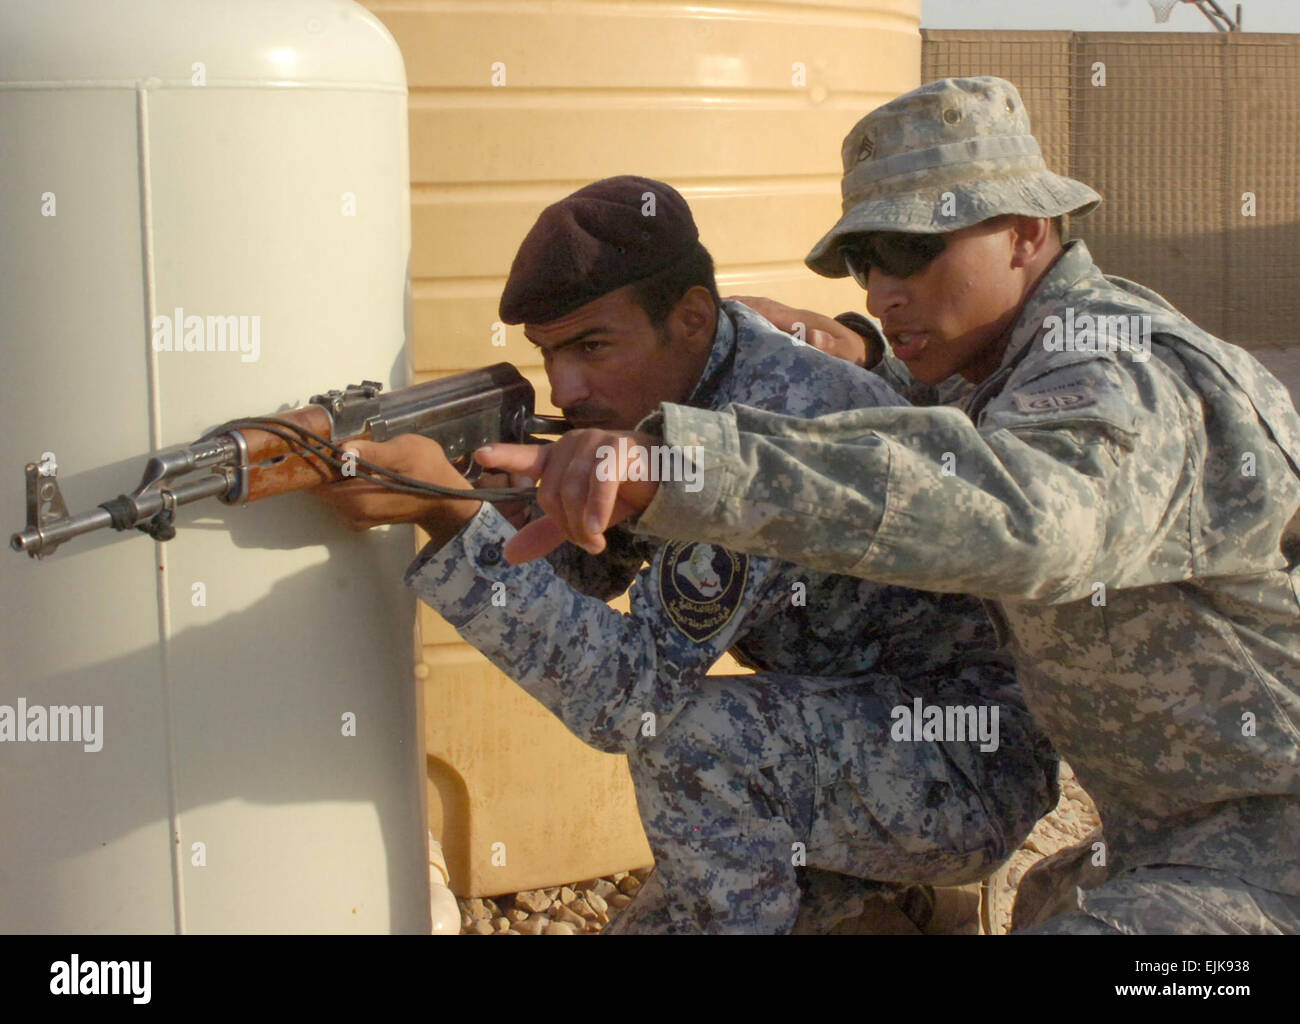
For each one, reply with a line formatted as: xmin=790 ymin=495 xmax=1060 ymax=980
xmin=637 ymin=241 xmax=1300 ymax=895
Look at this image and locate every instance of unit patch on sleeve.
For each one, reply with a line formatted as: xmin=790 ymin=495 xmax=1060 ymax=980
xmin=1011 ymin=380 xmax=1098 ymax=415
xmin=658 ymin=541 xmax=748 ymax=642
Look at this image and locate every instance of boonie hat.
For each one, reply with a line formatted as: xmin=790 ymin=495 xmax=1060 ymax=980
xmin=806 ymin=76 xmax=1101 ymax=277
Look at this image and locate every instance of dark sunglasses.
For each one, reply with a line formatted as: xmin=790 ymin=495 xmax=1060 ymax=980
xmin=841 ymin=232 xmax=947 ymax=286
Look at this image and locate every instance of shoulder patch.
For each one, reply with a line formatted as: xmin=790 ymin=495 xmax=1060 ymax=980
xmin=1011 ymin=381 xmax=1097 ymax=415
xmin=658 ymin=541 xmax=748 ymax=643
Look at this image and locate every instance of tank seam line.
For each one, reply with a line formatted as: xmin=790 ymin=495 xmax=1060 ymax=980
xmin=136 ymin=82 xmax=187 ymax=936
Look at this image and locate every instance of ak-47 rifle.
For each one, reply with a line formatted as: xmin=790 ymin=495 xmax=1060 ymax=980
xmin=11 ymin=363 xmax=567 ymax=559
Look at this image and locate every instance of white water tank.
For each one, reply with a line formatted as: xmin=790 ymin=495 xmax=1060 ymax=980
xmin=0 ymin=0 xmax=429 ymax=932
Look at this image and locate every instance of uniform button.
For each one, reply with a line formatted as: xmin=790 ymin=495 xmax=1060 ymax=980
xmin=479 ymin=542 xmax=502 ymax=567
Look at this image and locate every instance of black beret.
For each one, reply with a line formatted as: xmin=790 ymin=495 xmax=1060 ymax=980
xmin=499 ymin=175 xmax=700 ymax=325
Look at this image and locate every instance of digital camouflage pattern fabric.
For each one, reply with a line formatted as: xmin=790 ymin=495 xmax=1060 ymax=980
xmin=635 ymin=242 xmax=1300 ymax=932
xmin=805 ymin=76 xmax=1100 ymax=276
xmin=406 ymin=300 xmax=1060 ymax=932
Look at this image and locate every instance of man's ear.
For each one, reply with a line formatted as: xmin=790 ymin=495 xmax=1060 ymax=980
xmin=1010 ymin=216 xmax=1057 ymax=269
xmin=672 ymin=285 xmax=717 ymax=345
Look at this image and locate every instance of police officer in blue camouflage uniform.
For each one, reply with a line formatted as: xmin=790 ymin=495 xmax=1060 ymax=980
xmin=486 ymin=81 xmax=1300 ymax=934
xmin=313 ymin=175 xmax=1059 ymax=933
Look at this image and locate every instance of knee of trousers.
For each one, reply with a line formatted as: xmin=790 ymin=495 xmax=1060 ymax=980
xmin=623 ymin=677 xmax=803 ymax=782
xmin=623 ymin=687 xmax=817 ymax=849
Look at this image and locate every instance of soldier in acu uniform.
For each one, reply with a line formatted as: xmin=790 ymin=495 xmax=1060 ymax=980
xmin=487 ymin=79 xmax=1300 ymax=934
xmin=312 ymin=175 xmax=1059 ymax=933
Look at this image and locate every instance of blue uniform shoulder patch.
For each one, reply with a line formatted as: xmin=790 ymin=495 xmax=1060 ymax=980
xmin=658 ymin=541 xmax=748 ymax=642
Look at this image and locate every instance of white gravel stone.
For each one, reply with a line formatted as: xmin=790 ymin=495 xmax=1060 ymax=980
xmin=513 ymin=916 xmax=548 ymax=935
xmin=515 ymin=890 xmax=552 ymax=914
xmin=551 ymin=905 xmax=587 ymax=928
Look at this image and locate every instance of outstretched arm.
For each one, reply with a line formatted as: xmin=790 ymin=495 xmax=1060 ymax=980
xmin=479 ymin=358 xmax=1194 ymax=603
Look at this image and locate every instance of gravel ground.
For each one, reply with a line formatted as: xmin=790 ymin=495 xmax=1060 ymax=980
xmin=456 ymin=867 xmax=653 ymax=935
xmin=455 ymin=762 xmax=1100 ymax=935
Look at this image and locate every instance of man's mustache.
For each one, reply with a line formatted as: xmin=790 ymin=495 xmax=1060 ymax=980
xmin=561 ymin=403 xmax=615 ymax=424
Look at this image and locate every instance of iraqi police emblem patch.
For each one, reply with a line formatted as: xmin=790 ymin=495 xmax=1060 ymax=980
xmin=659 ymin=542 xmax=748 ymax=643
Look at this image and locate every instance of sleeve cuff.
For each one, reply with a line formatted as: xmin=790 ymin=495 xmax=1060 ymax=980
xmin=634 ymin=402 xmax=735 ymax=539
xmin=835 ymin=312 xmax=886 ymax=369
xmin=403 ymin=502 xmax=525 ymax=627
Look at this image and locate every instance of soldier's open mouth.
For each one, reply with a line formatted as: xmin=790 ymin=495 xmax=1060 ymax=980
xmin=891 ymin=332 xmax=929 ymax=361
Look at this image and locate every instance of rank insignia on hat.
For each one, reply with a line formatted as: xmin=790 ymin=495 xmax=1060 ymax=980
xmin=855 ymin=132 xmax=876 ymax=164
xmin=658 ymin=542 xmax=748 ymax=643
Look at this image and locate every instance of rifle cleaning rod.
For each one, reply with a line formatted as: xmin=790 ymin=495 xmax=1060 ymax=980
xmin=10 ymin=472 xmax=233 ymax=557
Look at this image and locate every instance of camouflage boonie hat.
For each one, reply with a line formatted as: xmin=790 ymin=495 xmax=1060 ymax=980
xmin=806 ymin=76 xmax=1102 ymax=277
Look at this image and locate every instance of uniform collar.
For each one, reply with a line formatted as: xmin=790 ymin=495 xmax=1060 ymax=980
xmin=683 ymin=300 xmax=741 ymax=410
xmin=961 ymin=240 xmax=1100 ymax=417
xmin=996 ymin=239 xmax=1100 ymax=373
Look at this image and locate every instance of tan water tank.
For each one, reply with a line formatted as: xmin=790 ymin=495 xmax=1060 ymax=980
xmin=364 ymin=0 xmax=922 ymax=896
